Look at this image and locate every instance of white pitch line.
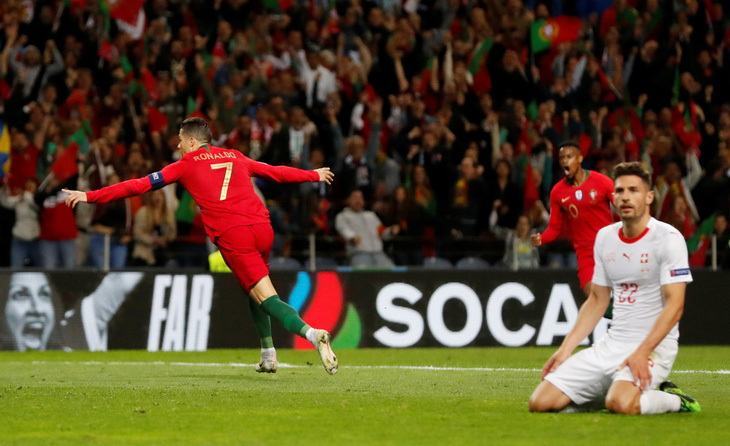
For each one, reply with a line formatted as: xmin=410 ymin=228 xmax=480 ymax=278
xmin=7 ymin=361 xmax=728 ymax=375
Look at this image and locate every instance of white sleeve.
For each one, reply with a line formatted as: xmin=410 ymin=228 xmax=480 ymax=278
xmin=660 ymin=232 xmax=693 ymax=285
xmin=592 ymin=230 xmax=611 ymax=287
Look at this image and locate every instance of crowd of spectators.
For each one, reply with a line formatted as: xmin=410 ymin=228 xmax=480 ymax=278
xmin=1 ymin=0 xmax=730 ymax=270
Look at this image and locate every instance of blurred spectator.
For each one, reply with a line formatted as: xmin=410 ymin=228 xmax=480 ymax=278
xmin=34 ymin=175 xmax=77 ymax=269
xmin=654 ymin=153 xmax=701 ymax=224
xmin=0 ymin=178 xmax=40 ymax=267
xmin=713 ymin=214 xmax=730 ymax=268
xmin=87 ymin=172 xmax=132 ymax=269
xmin=664 ymin=195 xmax=697 ymax=239
xmin=449 ymin=156 xmax=486 ymax=237
xmin=131 ymin=190 xmax=177 ymax=267
xmin=335 ymin=189 xmax=397 ymax=268
xmin=488 ymin=159 xmax=523 ymax=233
xmin=502 ymin=215 xmax=540 ymax=271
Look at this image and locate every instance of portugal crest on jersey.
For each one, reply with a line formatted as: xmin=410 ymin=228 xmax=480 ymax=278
xmin=589 ymin=189 xmax=597 ymax=202
xmin=575 ymin=190 xmax=583 ymax=201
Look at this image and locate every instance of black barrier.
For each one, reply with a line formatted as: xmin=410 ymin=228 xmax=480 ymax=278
xmin=0 ymin=270 xmax=726 ymax=351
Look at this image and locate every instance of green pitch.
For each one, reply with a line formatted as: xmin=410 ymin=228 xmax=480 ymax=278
xmin=1 ymin=347 xmax=729 ymax=445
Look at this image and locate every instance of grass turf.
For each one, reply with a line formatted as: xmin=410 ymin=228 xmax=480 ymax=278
xmin=0 ymin=347 xmax=728 ymax=445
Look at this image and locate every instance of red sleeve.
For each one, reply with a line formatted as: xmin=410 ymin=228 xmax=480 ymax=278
xmin=86 ymin=177 xmax=152 ymax=203
xmin=87 ymin=160 xmax=187 ymax=203
xmin=541 ymin=186 xmax=563 ymax=244
xmin=245 ymin=158 xmax=319 ymax=183
xmin=604 ymin=174 xmax=615 ymax=206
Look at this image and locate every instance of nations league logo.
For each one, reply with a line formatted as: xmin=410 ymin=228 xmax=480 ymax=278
xmin=287 ymin=272 xmax=362 ymax=350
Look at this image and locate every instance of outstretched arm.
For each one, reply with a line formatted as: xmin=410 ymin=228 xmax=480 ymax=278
xmin=247 ymin=158 xmax=334 ymax=184
xmin=64 ymin=161 xmax=187 ymax=208
xmin=63 ymin=177 xmax=150 ymax=207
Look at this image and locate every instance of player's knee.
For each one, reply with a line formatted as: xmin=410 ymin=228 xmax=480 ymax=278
xmin=605 ymin=394 xmax=640 ymax=415
xmin=528 ymin=392 xmax=553 ymax=413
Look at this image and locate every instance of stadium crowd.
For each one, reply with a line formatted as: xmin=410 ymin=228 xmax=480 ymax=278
xmin=0 ymin=0 xmax=729 ymax=269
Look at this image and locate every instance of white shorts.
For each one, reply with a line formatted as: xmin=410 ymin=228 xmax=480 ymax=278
xmin=545 ymin=335 xmax=678 ymax=405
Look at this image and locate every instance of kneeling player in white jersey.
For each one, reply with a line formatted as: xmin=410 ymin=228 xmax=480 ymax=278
xmin=529 ymin=162 xmax=700 ymax=414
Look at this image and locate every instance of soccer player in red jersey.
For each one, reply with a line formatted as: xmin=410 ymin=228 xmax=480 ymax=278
xmin=531 ymin=141 xmax=615 ymax=298
xmin=63 ymin=118 xmax=338 ymax=375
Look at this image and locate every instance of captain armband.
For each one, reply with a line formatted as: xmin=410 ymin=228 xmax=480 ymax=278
xmin=148 ymin=171 xmax=166 ymax=190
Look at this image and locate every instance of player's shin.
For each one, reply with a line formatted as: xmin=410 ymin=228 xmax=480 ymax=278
xmin=259 ymin=295 xmax=311 ymax=337
xmin=248 ymin=297 xmax=274 ymax=349
xmin=639 ymin=390 xmax=681 ymax=414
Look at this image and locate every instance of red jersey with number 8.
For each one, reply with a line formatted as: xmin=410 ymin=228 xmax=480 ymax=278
xmin=86 ymin=144 xmax=318 ymax=242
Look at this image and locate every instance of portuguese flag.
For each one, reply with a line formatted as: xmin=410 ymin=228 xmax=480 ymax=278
xmin=688 ymin=215 xmax=716 ymax=266
xmin=467 ymin=37 xmax=493 ymax=95
xmin=106 ymin=0 xmax=145 ymax=25
xmin=530 ymin=16 xmax=582 ymax=53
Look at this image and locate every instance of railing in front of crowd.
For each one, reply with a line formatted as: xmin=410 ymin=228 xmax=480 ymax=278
xmin=80 ymin=232 xmax=729 ymax=273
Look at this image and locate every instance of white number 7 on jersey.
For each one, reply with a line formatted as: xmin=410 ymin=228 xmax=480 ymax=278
xmin=210 ymin=162 xmax=233 ymax=201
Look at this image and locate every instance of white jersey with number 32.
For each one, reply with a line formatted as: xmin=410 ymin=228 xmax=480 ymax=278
xmin=592 ymin=218 xmax=692 ymax=343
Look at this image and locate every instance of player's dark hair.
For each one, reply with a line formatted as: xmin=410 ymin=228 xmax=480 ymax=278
xmin=613 ymin=162 xmax=652 ymax=189
xmin=180 ymin=117 xmax=212 ymax=143
xmin=558 ymin=140 xmax=581 ymax=154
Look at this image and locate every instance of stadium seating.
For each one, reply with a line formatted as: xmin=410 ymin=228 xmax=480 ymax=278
xmin=303 ymin=257 xmax=339 ymax=271
xmin=268 ymin=257 xmax=304 ymax=271
xmin=422 ymin=257 xmax=453 ymax=269
xmin=455 ymin=257 xmax=491 ymax=270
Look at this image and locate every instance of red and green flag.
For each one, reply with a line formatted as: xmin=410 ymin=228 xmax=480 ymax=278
xmin=264 ymin=0 xmax=293 ymax=12
xmin=688 ymin=214 xmax=716 ymax=266
xmin=66 ymin=128 xmax=91 ymax=155
xmin=530 ymin=16 xmax=582 ymax=53
xmin=106 ymin=0 xmax=145 ymax=25
xmin=467 ymin=37 xmax=493 ymax=95
xmin=50 ymin=142 xmax=80 ymax=183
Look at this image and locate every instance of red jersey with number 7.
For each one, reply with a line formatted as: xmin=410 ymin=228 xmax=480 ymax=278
xmin=86 ymin=144 xmax=319 ymax=242
xmin=541 ymin=170 xmax=615 ymax=256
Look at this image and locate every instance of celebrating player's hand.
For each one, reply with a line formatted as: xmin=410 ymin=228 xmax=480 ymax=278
xmin=530 ymin=233 xmax=542 ymax=247
xmin=541 ymin=348 xmax=571 ymax=379
xmin=617 ymin=350 xmax=652 ymax=391
xmin=61 ymin=189 xmax=88 ymax=208
xmin=315 ymin=167 xmax=334 ymax=185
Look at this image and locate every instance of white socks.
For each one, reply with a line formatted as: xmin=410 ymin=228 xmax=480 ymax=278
xmin=261 ymin=347 xmax=276 ymax=361
xmin=640 ymin=390 xmax=681 ymax=414
xmin=305 ymin=328 xmax=318 ymax=347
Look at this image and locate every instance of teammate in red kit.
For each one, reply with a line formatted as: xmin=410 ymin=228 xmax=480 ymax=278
xmin=531 ymin=141 xmax=615 ymax=298
xmin=62 ymin=118 xmax=338 ymax=375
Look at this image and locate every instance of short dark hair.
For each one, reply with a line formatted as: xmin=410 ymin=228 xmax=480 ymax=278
xmin=180 ymin=117 xmax=212 ymax=143
xmin=613 ymin=162 xmax=652 ymax=189
xmin=558 ymin=140 xmax=581 ymax=153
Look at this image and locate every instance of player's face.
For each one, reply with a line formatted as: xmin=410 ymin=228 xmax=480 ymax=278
xmin=558 ymin=146 xmax=582 ymax=179
xmin=614 ymin=175 xmax=654 ymax=221
xmin=177 ymin=130 xmax=195 ymax=154
xmin=6 ymin=273 xmax=54 ymax=351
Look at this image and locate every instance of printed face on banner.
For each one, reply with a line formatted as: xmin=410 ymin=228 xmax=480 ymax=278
xmin=5 ymin=273 xmax=55 ymax=351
